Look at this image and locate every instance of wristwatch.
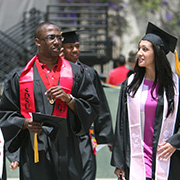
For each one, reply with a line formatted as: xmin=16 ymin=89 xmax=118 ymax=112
xmin=66 ymin=94 xmax=75 ymax=105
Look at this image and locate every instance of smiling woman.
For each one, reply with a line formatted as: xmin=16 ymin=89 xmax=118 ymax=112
xmin=111 ymin=22 xmax=180 ymax=180
xmin=137 ymin=40 xmax=155 ymax=81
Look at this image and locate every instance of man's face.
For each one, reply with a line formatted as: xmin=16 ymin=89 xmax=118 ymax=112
xmin=63 ymin=42 xmax=80 ymax=63
xmin=35 ymin=24 xmax=63 ymax=58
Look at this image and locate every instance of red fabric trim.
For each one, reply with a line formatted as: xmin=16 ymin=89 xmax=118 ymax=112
xmin=19 ymin=56 xmax=37 ymax=118
xmin=53 ymin=57 xmax=73 ymax=118
xmin=19 ymin=55 xmax=73 ymax=118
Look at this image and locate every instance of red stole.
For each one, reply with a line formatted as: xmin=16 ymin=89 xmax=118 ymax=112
xmin=19 ymin=55 xmax=73 ymax=162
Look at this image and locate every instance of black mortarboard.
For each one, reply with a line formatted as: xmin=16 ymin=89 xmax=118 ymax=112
xmin=32 ymin=112 xmax=68 ymax=136
xmin=142 ymin=22 xmax=178 ymax=54
xmin=61 ymin=30 xmax=79 ymax=44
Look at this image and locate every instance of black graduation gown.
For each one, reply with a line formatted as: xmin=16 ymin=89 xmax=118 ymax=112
xmin=78 ymin=63 xmax=113 ymax=180
xmin=111 ymin=78 xmax=180 ymax=180
xmin=0 ymin=61 xmax=99 ymax=180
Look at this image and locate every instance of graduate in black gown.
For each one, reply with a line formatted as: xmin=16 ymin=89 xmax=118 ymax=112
xmin=111 ymin=22 xmax=180 ymax=180
xmin=62 ymin=30 xmax=114 ymax=180
xmin=0 ymin=22 xmax=99 ymax=180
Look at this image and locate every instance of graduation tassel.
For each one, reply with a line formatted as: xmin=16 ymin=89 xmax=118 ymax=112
xmin=34 ymin=133 xmax=39 ymax=163
xmin=175 ymin=50 xmax=180 ymax=75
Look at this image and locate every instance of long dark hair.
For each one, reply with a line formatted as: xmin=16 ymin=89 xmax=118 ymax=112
xmin=127 ymin=42 xmax=175 ymax=117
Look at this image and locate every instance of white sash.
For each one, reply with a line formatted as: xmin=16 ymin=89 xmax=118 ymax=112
xmin=0 ymin=128 xmax=4 ymax=179
xmin=127 ymin=74 xmax=179 ymax=180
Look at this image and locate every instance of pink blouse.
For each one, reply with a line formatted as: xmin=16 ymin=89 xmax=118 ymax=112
xmin=142 ymin=80 xmax=158 ymax=178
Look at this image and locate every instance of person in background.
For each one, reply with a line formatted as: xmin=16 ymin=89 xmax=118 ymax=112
xmin=0 ymin=22 xmax=99 ymax=180
xmin=108 ymin=54 xmax=129 ymax=85
xmin=127 ymin=49 xmax=137 ymax=77
xmin=62 ymin=30 xmax=114 ymax=180
xmin=111 ymin=22 xmax=180 ymax=180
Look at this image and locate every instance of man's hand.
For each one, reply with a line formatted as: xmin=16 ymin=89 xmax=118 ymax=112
xmin=23 ymin=118 xmax=42 ymax=133
xmin=108 ymin=143 xmax=113 ymax=152
xmin=10 ymin=161 xmax=19 ymax=170
xmin=114 ymin=168 xmax=126 ymax=180
xmin=45 ymin=86 xmax=71 ymax=103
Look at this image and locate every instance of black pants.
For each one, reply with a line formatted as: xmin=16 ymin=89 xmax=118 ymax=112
xmin=146 ymin=178 xmax=152 ymax=180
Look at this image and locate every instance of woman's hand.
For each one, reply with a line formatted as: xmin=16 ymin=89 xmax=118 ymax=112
xmin=157 ymin=142 xmax=176 ymax=161
xmin=114 ymin=168 xmax=126 ymax=180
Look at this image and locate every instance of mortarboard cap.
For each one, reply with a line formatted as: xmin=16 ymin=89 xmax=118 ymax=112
xmin=142 ymin=22 xmax=178 ymax=54
xmin=61 ymin=30 xmax=79 ymax=44
xmin=32 ymin=112 xmax=68 ymax=136
xmin=32 ymin=112 xmax=68 ymax=163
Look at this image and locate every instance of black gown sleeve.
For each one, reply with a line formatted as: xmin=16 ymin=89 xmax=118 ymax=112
xmin=166 ymin=77 xmax=180 ymax=150
xmin=0 ymin=71 xmax=25 ymax=142
xmin=91 ymin=69 xmax=113 ymax=144
xmin=66 ymin=63 xmax=100 ymax=136
xmin=111 ymin=80 xmax=130 ymax=176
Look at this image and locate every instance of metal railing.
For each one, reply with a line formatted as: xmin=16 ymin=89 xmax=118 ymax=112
xmin=0 ymin=4 xmax=112 ymax=83
xmin=0 ymin=8 xmax=45 ymax=82
xmin=46 ymin=3 xmax=112 ymax=68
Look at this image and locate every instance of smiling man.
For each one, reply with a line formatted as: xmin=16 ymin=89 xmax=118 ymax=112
xmin=62 ymin=30 xmax=113 ymax=180
xmin=0 ymin=22 xmax=99 ymax=180
xmin=62 ymin=31 xmax=80 ymax=63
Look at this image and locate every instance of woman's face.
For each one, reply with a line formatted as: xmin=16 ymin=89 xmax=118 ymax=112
xmin=137 ymin=40 xmax=155 ymax=69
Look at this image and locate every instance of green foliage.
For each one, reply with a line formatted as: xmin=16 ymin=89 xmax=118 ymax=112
xmin=136 ymin=0 xmax=161 ymax=14
xmin=135 ymin=0 xmax=180 ymax=36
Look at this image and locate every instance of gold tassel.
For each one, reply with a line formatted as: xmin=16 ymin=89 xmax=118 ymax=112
xmin=175 ymin=50 xmax=180 ymax=75
xmin=34 ymin=133 xmax=39 ymax=163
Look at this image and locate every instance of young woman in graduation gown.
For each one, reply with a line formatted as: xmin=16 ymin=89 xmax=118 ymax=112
xmin=111 ymin=22 xmax=180 ymax=180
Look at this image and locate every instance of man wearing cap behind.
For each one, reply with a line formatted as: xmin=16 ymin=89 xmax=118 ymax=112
xmin=62 ymin=30 xmax=114 ymax=180
xmin=111 ymin=22 xmax=180 ymax=180
xmin=0 ymin=22 xmax=100 ymax=180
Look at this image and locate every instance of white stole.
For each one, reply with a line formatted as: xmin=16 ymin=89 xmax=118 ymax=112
xmin=127 ymin=74 xmax=179 ymax=180
xmin=0 ymin=128 xmax=4 ymax=179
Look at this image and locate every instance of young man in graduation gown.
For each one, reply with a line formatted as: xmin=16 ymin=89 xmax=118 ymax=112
xmin=62 ymin=30 xmax=114 ymax=180
xmin=0 ymin=22 xmax=99 ymax=180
